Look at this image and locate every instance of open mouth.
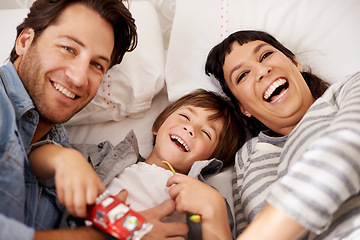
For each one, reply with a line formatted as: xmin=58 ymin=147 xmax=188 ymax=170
xmin=52 ymin=82 xmax=77 ymax=100
xmin=170 ymin=134 xmax=190 ymax=152
xmin=263 ymin=78 xmax=289 ymax=103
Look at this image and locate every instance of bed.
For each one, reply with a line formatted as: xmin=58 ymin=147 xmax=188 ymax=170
xmin=1 ymin=0 xmax=360 ymax=236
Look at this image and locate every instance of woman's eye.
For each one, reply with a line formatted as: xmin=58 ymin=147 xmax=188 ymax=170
xmin=260 ymin=51 xmax=273 ymax=62
xmin=237 ymin=71 xmax=249 ymax=84
xmin=91 ymin=61 xmax=104 ymax=72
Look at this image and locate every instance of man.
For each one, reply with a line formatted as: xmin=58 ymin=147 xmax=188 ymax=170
xmin=0 ymin=0 xmax=187 ymax=239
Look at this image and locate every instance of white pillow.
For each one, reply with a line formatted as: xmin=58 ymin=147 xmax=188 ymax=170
xmin=0 ymin=2 xmax=164 ymax=125
xmin=165 ymin=0 xmax=360 ymax=102
xmin=0 ymin=9 xmax=29 ymax=65
xmin=67 ymin=1 xmax=165 ymax=125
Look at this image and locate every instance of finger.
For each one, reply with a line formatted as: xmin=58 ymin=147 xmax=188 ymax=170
xmin=166 ymin=174 xmax=186 ymax=187
xmin=114 ymin=189 xmax=128 ymax=202
xmin=86 ymin=184 xmax=102 ymax=206
xmin=142 ymin=199 xmax=175 ymax=220
xmin=168 ymin=182 xmax=182 ymax=200
xmin=142 ymin=221 xmax=188 ymax=239
xmin=56 ymin=184 xmax=65 ymax=206
xmin=64 ymin=187 xmax=75 ymax=216
xmin=73 ymin=186 xmax=87 ymax=218
xmin=162 ymin=221 xmax=189 ymax=237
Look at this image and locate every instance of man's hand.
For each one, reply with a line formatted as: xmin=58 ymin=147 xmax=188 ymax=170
xmin=141 ymin=199 xmax=188 ymax=240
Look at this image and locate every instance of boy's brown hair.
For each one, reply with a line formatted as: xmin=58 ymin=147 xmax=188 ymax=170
xmin=152 ymin=89 xmax=245 ymax=171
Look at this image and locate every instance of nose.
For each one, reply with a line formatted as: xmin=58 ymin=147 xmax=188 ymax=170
xmin=65 ymin=59 xmax=88 ymax=87
xmin=257 ymin=64 xmax=272 ymax=82
xmin=183 ymin=126 xmax=194 ymax=137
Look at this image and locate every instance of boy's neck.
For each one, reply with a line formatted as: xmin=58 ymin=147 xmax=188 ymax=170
xmin=145 ymin=152 xmax=172 ymax=172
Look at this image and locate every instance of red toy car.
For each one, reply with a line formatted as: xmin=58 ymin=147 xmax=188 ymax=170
xmin=87 ymin=191 xmax=153 ymax=240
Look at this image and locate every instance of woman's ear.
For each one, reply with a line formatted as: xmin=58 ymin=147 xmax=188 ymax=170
xmin=293 ymin=58 xmax=303 ymax=72
xmin=239 ymin=104 xmax=252 ymax=117
xmin=15 ymin=28 xmax=35 ymax=56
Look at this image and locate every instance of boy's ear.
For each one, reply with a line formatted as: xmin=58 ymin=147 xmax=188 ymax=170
xmin=152 ymin=129 xmax=158 ymax=136
xmin=15 ymin=28 xmax=35 ymax=56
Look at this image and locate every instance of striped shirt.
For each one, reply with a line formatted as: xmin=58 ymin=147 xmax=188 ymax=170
xmin=233 ymin=71 xmax=360 ymax=239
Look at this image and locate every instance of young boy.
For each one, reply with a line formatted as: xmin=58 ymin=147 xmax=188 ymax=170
xmin=28 ymin=89 xmax=244 ymax=239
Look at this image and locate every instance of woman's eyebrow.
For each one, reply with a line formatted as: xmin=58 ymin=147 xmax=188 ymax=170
xmin=253 ymin=42 xmax=268 ymax=54
xmin=229 ymin=42 xmax=268 ymax=82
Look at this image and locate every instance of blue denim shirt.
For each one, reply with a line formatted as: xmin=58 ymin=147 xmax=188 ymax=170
xmin=0 ymin=62 xmax=69 ymax=240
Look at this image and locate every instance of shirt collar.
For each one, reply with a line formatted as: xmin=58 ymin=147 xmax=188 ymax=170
xmin=1 ymin=62 xmax=34 ymax=119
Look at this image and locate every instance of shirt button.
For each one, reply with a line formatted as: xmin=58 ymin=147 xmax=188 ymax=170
xmin=27 ymin=112 xmax=34 ymax=119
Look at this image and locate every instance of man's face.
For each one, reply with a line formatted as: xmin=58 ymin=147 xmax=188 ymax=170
xmin=14 ymin=3 xmax=114 ymax=124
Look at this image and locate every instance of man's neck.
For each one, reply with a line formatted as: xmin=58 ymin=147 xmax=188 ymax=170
xmin=31 ymin=121 xmax=54 ymax=144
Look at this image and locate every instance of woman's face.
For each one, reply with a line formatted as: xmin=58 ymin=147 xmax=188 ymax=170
xmin=223 ymin=40 xmax=315 ymax=135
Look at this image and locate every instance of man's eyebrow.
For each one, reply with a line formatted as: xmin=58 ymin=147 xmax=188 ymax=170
xmin=60 ymin=35 xmax=111 ymax=63
xmin=229 ymin=42 xmax=268 ymax=82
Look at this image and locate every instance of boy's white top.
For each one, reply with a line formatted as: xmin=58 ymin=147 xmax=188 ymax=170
xmin=107 ymin=162 xmax=173 ymax=212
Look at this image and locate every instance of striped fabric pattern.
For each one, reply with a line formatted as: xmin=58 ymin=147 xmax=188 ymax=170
xmin=233 ymin=72 xmax=360 ymax=239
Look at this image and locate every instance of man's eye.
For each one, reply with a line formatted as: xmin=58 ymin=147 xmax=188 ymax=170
xmin=260 ymin=51 xmax=273 ymax=62
xmin=237 ymin=71 xmax=249 ymax=84
xmin=63 ymin=46 xmax=75 ymax=54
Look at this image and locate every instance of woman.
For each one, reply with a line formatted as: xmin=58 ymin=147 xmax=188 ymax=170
xmin=205 ymin=30 xmax=360 ymax=239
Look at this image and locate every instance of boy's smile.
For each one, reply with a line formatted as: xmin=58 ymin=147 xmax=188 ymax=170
xmin=147 ymin=105 xmax=224 ymax=174
xmin=170 ymin=134 xmax=190 ymax=152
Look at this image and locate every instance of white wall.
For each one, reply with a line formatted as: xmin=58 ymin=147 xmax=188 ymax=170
xmin=0 ymin=0 xmax=35 ymax=9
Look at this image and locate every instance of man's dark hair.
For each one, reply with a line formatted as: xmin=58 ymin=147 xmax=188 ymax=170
xmin=10 ymin=0 xmax=137 ymax=69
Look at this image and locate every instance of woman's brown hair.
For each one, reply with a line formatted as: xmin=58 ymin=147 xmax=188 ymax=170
xmin=205 ymin=30 xmax=329 ymax=136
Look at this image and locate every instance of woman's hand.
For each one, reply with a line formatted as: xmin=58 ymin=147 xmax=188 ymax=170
xmin=237 ymin=204 xmax=308 ymax=240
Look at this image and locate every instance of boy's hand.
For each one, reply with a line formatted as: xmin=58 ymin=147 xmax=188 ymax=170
xmin=166 ymin=174 xmax=222 ymax=218
xmin=53 ymin=148 xmax=105 ymax=218
xmin=167 ymin=174 xmax=232 ymax=240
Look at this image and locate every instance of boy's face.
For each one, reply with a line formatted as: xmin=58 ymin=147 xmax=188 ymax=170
xmin=14 ymin=3 xmax=114 ymax=125
xmin=153 ymin=105 xmax=224 ymax=174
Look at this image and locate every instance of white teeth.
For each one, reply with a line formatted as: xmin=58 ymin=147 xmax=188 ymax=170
xmin=264 ymin=78 xmax=287 ymax=100
xmin=170 ymin=135 xmax=190 ymax=152
xmin=53 ymin=82 xmax=76 ymax=99
xmin=270 ymin=88 xmax=288 ymax=103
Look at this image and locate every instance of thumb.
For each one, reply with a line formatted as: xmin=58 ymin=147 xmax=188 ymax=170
xmin=142 ymin=199 xmax=176 ymax=220
xmin=114 ymin=189 xmax=128 ymax=202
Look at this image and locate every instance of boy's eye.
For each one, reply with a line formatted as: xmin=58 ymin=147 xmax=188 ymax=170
xmin=202 ymin=130 xmax=212 ymax=140
xmin=179 ymin=114 xmax=190 ymax=120
xmin=260 ymin=51 xmax=273 ymax=62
